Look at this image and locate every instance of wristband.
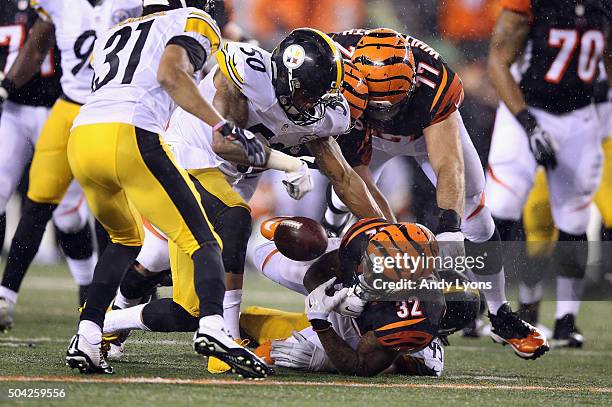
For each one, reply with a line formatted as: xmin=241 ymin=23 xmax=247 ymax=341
xmin=515 ymin=109 xmax=537 ymax=134
xmin=436 ymin=208 xmax=461 ymax=233
xmin=310 ymin=319 xmax=332 ymax=332
xmin=212 ymin=119 xmax=228 ymax=133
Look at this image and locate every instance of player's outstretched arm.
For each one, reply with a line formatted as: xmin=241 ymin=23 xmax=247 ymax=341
xmin=487 ymin=9 xmax=530 ymax=115
xmin=423 ymin=111 xmax=465 ymax=218
xmin=0 ymin=19 xmax=54 ymax=99
xmin=353 ymin=165 xmax=396 ymax=222
xmin=307 ymin=137 xmax=384 ymax=219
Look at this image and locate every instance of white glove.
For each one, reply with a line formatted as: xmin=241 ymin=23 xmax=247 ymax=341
xmin=528 ymin=125 xmax=559 ymax=170
xmin=282 ymin=157 xmax=314 ymax=200
xmin=409 ymin=337 xmax=445 ymax=377
xmin=334 ymin=284 xmax=367 ymax=318
xmin=305 ymin=277 xmax=348 ymax=321
xmin=435 ymin=231 xmax=465 ymax=260
xmin=270 ymin=331 xmax=334 ymax=372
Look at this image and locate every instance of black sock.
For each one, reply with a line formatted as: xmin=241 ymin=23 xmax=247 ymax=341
xmin=0 ymin=199 xmax=56 ymax=292
xmin=465 ymin=227 xmax=503 ymax=276
xmin=79 ymin=284 xmax=90 ymax=307
xmin=141 ymin=298 xmax=199 ymax=332
xmin=80 ymin=243 xmax=140 ymax=327
xmin=94 ymin=219 xmax=110 ymax=256
xmin=553 ymin=231 xmax=588 ymax=279
xmin=118 ymin=262 xmax=166 ymax=300
xmin=56 ymin=223 xmax=94 ymax=260
xmin=0 ymin=212 xmax=6 ymax=251
xmin=192 ymin=242 xmax=225 ymax=317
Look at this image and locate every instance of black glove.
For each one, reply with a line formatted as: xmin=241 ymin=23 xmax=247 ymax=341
xmin=516 ymin=109 xmax=558 ymax=170
xmin=216 ymin=120 xmax=267 ymax=167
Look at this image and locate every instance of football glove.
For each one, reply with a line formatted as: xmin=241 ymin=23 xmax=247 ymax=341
xmin=305 ymin=277 xmax=348 ymax=321
xmin=282 ymin=157 xmax=314 ymax=200
xmin=216 ymin=120 xmax=267 ymax=167
xmin=0 ymin=72 xmax=15 ymax=105
xmin=270 ymin=331 xmax=334 ymax=372
xmin=334 ymin=284 xmax=367 ymax=318
xmin=435 ymin=209 xmax=465 ymax=260
xmin=516 ymin=109 xmax=559 ymax=170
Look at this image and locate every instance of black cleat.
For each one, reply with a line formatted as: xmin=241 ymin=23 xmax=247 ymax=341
xmin=193 ymin=328 xmax=274 ymax=379
xmin=66 ymin=334 xmax=113 ymax=374
xmin=552 ymin=314 xmax=584 ymax=348
xmin=489 ymin=303 xmax=549 ymax=360
xmin=517 ymin=301 xmax=540 ymax=325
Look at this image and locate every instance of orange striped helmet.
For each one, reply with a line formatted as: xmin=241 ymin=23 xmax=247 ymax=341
xmin=352 ymin=28 xmax=416 ymax=113
xmin=341 ymin=60 xmax=369 ymax=121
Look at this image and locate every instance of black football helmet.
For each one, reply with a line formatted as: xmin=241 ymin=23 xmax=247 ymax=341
xmin=272 ymin=28 xmax=344 ymax=126
xmin=143 ymin=0 xmax=214 ymax=15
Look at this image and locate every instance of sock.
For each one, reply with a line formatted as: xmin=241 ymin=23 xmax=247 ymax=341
xmin=0 ymin=212 xmax=6 ymax=250
xmin=66 ymin=256 xmax=96 ymax=286
xmin=116 ymin=262 xmax=164 ymax=308
xmin=223 ymin=289 xmax=242 ymax=339
xmin=323 ymin=184 xmax=350 ymax=227
xmin=79 ymin=285 xmax=89 ymax=307
xmin=192 ymin=243 xmax=225 ymax=318
xmin=103 ymin=304 xmax=149 ymax=334
xmin=80 ymin=243 xmax=140 ymax=327
xmin=0 ymin=199 xmax=56 ymax=292
xmin=0 ymin=285 xmax=17 ymax=304
xmin=468 ymin=269 xmax=507 ymax=315
xmin=199 ymin=314 xmax=225 ymax=332
xmin=555 ymin=277 xmax=584 ymax=319
xmin=113 ymin=289 xmax=142 ymax=309
xmin=519 ymin=281 xmax=543 ymax=305
xmin=141 ymin=298 xmax=198 ymax=332
xmin=77 ymin=319 xmax=102 ymax=344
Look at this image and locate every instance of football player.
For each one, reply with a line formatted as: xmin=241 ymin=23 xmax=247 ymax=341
xmin=0 ymin=0 xmax=142 ymax=332
xmin=486 ymin=0 xmax=611 ymax=347
xmin=102 ymin=30 xmax=385 ymax=365
xmin=65 ymin=0 xmax=276 ymax=378
xmin=320 ymin=28 xmax=549 ymax=360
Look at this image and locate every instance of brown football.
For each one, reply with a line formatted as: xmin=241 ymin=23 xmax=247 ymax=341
xmin=273 ymin=217 xmax=328 ymax=261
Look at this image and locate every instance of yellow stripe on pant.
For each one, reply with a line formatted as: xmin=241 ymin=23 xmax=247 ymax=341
xmin=68 ymin=122 xmax=221 ymax=255
xmin=27 ymin=98 xmax=81 ymax=204
xmin=170 ymin=168 xmax=249 ymax=317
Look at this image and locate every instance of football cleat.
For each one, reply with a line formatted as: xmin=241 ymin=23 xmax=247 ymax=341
xmin=207 ymin=339 xmax=251 ymax=373
xmin=101 ymin=329 xmax=131 ymax=361
xmin=260 ymin=217 xmax=290 ymax=240
xmin=0 ymin=297 xmax=15 ymax=333
xmin=194 ymin=327 xmax=274 ymax=379
xmin=551 ymin=314 xmax=584 ymax=348
xmin=66 ymin=334 xmax=113 ymax=374
xmin=489 ymin=303 xmax=549 ymax=360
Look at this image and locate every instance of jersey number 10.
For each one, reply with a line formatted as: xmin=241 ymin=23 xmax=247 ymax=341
xmin=545 ymin=29 xmax=604 ymax=84
xmin=92 ymin=20 xmax=155 ymax=91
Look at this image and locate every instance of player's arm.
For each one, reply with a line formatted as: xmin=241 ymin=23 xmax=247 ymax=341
xmin=307 ymin=137 xmax=384 ymax=219
xmin=0 ymin=19 xmax=55 ymax=100
xmin=353 ymin=164 xmax=396 ymax=222
xmin=423 ymin=111 xmax=465 ymax=218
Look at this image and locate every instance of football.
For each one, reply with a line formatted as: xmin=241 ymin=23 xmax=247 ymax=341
xmin=273 ymin=216 xmax=328 ymax=261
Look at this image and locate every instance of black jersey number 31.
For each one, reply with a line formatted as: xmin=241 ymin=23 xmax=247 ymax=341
xmin=93 ymin=20 xmax=154 ymax=91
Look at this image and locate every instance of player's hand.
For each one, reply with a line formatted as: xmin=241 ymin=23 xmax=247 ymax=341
xmin=305 ymin=277 xmax=348 ymax=321
xmin=282 ymin=157 xmax=314 ymax=200
xmin=270 ymin=331 xmax=332 ymax=372
xmin=516 ymin=110 xmax=559 ymax=170
xmin=334 ymin=284 xmax=367 ymax=318
xmin=434 ymin=209 xmax=465 ymax=260
xmin=216 ymin=120 xmax=267 ymax=167
xmin=0 ymin=72 xmax=13 ymax=106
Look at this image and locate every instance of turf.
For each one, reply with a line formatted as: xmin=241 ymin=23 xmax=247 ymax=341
xmin=0 ymin=265 xmax=610 ymax=406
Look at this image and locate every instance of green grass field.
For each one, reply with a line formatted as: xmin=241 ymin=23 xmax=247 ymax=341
xmin=0 ymin=264 xmax=610 ymax=406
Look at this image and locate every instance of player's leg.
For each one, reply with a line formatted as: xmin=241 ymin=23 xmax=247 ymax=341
xmin=520 ymin=170 xmax=557 ymax=326
xmin=545 ymin=105 xmax=603 ymax=348
xmin=0 ymin=102 xmax=46 ymax=331
xmin=0 ymin=99 xmax=79 ymax=323
xmin=52 ymin=180 xmax=97 ymax=306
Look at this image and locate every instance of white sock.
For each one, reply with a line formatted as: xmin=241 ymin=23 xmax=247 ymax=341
xmin=324 ymin=188 xmax=350 ymax=227
xmin=113 ymin=288 xmax=142 ymax=310
xmin=468 ymin=269 xmax=507 ymax=315
xmin=0 ymin=286 xmax=18 ymax=304
xmin=103 ymin=304 xmax=149 ymax=334
xmin=66 ymin=255 xmax=97 ymax=286
xmin=78 ymin=320 xmax=102 ymax=345
xmin=555 ymin=277 xmax=583 ymax=319
xmin=519 ymin=281 xmax=543 ymax=305
xmin=223 ymin=289 xmax=242 ymax=339
xmin=199 ymin=314 xmax=225 ymax=332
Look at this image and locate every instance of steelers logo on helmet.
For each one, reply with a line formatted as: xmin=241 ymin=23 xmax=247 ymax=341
xmin=283 ymin=44 xmax=306 ymax=70
xmin=352 ymin=28 xmax=416 ymax=120
xmin=272 ymin=28 xmax=345 ymax=126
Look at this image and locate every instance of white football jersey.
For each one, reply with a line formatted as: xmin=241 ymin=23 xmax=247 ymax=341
xmin=74 ymin=7 xmax=222 ymax=134
xmin=31 ymin=0 xmax=141 ymax=104
xmin=165 ymin=42 xmax=351 ymax=178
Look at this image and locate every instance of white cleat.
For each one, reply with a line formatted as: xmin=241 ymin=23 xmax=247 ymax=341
xmin=66 ymin=334 xmax=113 ymax=374
xmin=0 ymin=297 xmax=15 ymax=333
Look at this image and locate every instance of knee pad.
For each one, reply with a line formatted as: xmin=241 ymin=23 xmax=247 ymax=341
xmin=52 ymin=203 xmax=88 ymax=233
xmin=214 ymin=206 xmax=251 ymax=274
xmin=55 ymin=223 xmax=94 ymax=260
xmin=462 ymin=203 xmax=495 ymax=243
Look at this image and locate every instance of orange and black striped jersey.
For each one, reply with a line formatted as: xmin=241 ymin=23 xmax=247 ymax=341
xmin=329 ymin=29 xmax=464 ymax=166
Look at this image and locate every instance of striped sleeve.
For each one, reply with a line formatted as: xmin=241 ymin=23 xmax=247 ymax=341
xmin=215 ymin=43 xmax=245 ymax=90
xmin=183 ymin=10 xmax=222 ymax=59
xmin=428 ymin=66 xmax=464 ymax=126
xmin=30 ymin=0 xmax=52 ymax=22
